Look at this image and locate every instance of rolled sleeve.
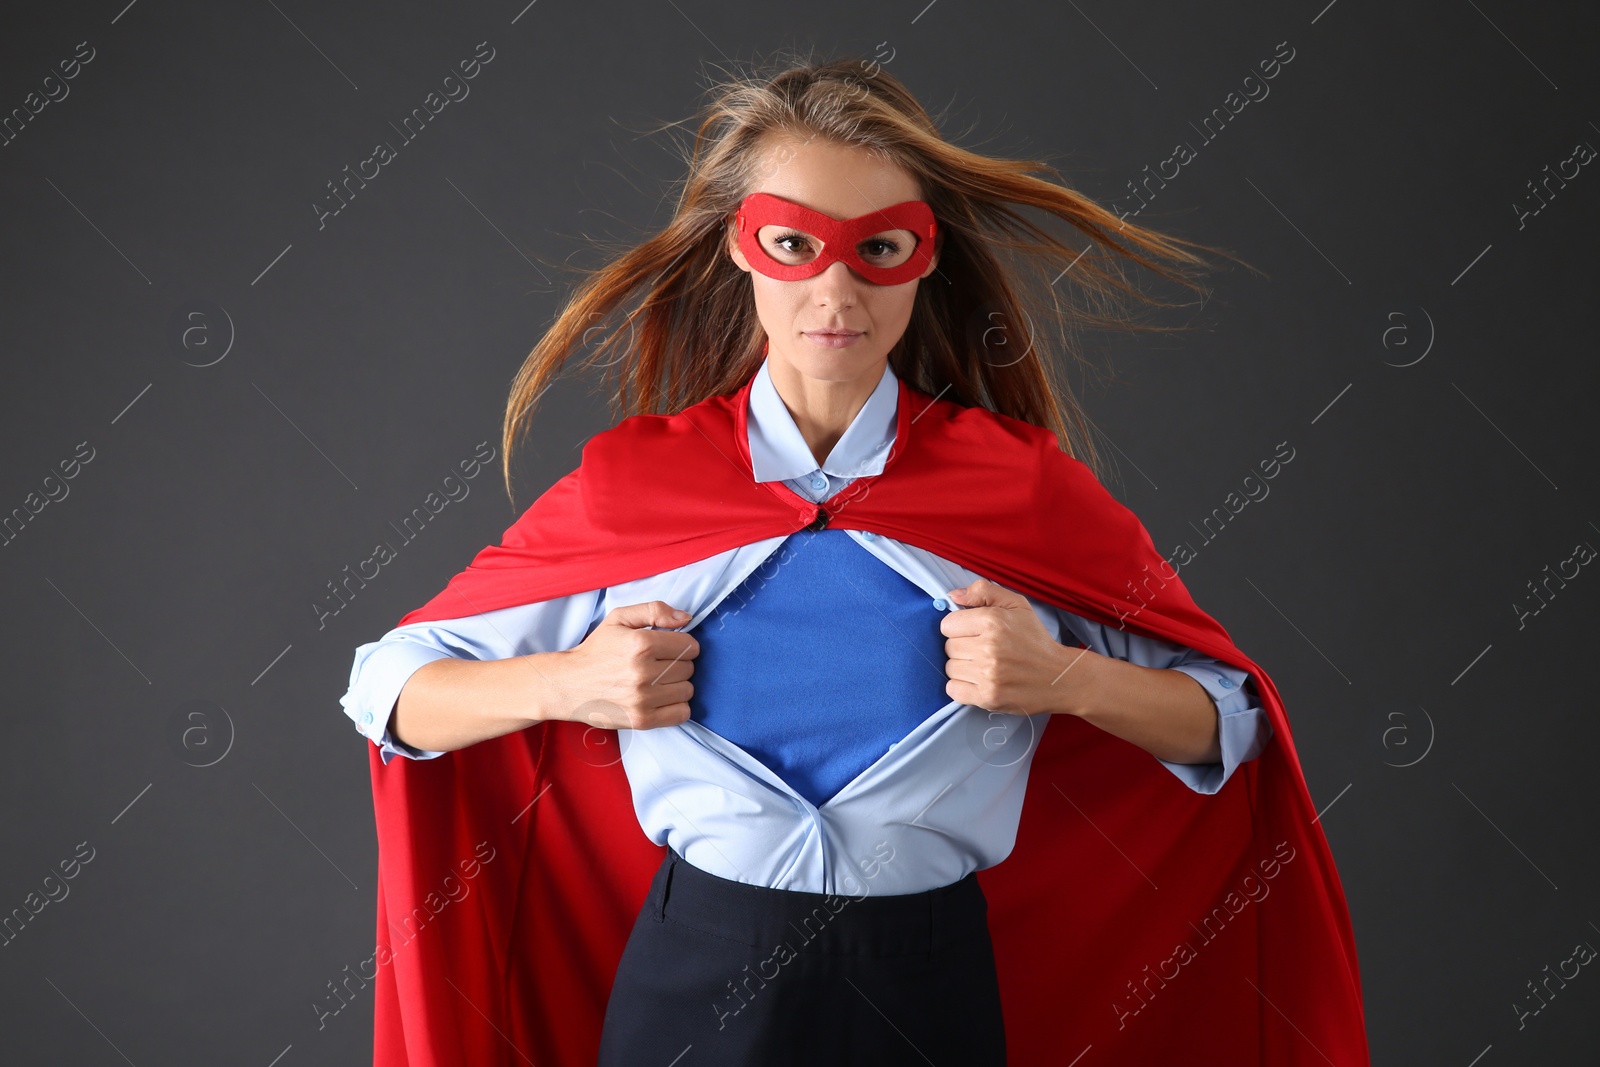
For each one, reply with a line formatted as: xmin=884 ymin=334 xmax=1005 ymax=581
xmin=1048 ymin=604 xmax=1274 ymax=796
xmin=341 ymin=638 xmax=455 ymax=764
xmin=340 ymin=588 xmax=607 ymax=764
xmin=1160 ymin=661 xmax=1273 ymax=795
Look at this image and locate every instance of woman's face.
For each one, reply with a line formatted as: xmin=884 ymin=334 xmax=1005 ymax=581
xmin=726 ymin=136 xmax=940 ymax=390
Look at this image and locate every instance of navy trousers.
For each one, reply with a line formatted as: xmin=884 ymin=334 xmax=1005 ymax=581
xmin=596 ymin=850 xmax=1007 ymax=1065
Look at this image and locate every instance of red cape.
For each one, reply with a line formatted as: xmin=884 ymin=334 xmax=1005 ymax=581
xmin=365 ymin=369 xmax=1370 ymax=1065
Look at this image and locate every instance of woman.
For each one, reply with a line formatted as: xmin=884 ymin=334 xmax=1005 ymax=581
xmin=343 ymin=54 xmax=1368 ymax=1066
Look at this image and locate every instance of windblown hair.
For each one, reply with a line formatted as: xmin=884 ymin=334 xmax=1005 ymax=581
xmin=500 ymin=48 xmax=1252 ymax=500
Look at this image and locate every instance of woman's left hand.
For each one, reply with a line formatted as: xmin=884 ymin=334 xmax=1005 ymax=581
xmin=941 ymin=578 xmax=1097 ymax=716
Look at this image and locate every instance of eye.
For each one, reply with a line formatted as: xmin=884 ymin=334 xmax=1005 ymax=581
xmin=760 ymin=229 xmax=817 ymax=259
xmin=858 ymin=231 xmax=918 ymax=266
xmin=772 ymin=231 xmax=813 ymax=256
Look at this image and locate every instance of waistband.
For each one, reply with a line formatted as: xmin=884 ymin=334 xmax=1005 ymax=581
xmin=649 ymin=851 xmax=990 ymax=957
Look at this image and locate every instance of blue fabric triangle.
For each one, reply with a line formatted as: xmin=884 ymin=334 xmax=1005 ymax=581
xmin=689 ymin=529 xmax=952 ymax=806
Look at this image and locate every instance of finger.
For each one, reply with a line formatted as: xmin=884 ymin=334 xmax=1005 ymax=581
xmin=649 ymin=631 xmax=699 ymax=662
xmin=641 ymin=701 xmax=693 ymax=728
xmin=942 ymin=658 xmax=980 ymax=685
xmin=942 ymin=634 xmax=984 ymax=661
xmin=642 ymin=679 xmax=694 ymax=713
xmin=951 ymin=577 xmax=1022 ymax=607
xmin=609 ymin=601 xmax=693 ymax=630
xmin=646 ymin=657 xmax=695 ymax=686
xmin=940 ymin=608 xmax=990 ymax=638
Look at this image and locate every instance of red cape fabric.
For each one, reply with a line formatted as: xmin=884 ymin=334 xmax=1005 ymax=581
xmin=365 ymin=369 xmax=1371 ymax=1065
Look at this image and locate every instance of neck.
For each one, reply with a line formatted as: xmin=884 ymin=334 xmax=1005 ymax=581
xmin=766 ymin=356 xmax=885 ymax=469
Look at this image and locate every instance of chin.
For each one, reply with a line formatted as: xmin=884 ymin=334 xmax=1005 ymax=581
xmin=784 ymin=339 xmax=884 ymax=380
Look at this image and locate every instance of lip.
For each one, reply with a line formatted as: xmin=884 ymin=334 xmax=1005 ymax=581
xmin=803 ymin=329 xmax=865 ymax=348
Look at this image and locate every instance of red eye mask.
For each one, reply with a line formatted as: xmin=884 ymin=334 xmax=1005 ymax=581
xmin=734 ymin=192 xmax=939 ymax=286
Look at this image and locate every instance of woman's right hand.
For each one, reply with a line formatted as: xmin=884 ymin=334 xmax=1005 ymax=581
xmin=545 ymin=601 xmax=700 ymax=731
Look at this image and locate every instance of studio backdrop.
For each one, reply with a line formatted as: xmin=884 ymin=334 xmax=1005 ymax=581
xmin=1 ymin=0 xmax=1595 ymax=1063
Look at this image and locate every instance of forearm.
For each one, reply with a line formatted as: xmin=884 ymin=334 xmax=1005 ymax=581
xmin=390 ymin=651 xmax=568 ymax=753
xmin=1055 ymin=647 xmax=1222 ymax=765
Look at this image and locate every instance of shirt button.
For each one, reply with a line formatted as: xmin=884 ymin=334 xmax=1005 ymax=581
xmin=360 ymin=710 xmax=374 ymax=725
xmin=861 ymin=531 xmax=875 ymax=540
xmin=1219 ymin=678 xmax=1235 ymax=689
xmin=932 ymin=598 xmax=948 ymax=610
xmin=810 ymin=475 xmax=827 ymax=490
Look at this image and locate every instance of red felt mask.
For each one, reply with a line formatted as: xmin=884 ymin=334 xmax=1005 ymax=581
xmin=734 ymin=192 xmax=939 ymax=286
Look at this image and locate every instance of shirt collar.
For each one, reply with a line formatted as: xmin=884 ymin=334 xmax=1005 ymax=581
xmin=747 ymin=356 xmax=899 ymax=483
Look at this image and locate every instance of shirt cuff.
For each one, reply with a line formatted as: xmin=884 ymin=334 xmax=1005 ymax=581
xmin=1154 ymin=663 xmax=1274 ymax=795
xmin=340 ymin=642 xmax=455 ymax=765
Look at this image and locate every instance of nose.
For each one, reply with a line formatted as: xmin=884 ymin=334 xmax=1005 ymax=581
xmin=813 ymin=258 xmax=863 ymax=307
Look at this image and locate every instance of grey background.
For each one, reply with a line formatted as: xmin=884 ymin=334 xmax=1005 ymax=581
xmin=2 ymin=0 xmax=1596 ymax=1063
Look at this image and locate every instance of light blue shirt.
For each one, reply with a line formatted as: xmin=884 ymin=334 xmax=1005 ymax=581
xmin=341 ymin=358 xmax=1272 ymax=894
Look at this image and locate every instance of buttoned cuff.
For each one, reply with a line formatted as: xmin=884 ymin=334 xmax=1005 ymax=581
xmin=1155 ymin=664 xmax=1274 ymax=795
xmin=340 ymin=642 xmax=454 ymax=765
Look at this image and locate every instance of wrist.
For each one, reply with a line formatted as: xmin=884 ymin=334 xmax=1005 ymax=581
xmin=1046 ymin=644 xmax=1109 ymax=718
xmin=521 ymin=649 xmax=569 ymax=725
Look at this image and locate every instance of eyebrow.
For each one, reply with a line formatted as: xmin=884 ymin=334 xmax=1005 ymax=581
xmin=766 ymin=223 xmax=914 ymax=235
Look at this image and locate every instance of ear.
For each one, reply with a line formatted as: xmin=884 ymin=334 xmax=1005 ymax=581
xmin=919 ymin=229 xmax=942 ymax=279
xmin=726 ymin=218 xmax=752 ymax=274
